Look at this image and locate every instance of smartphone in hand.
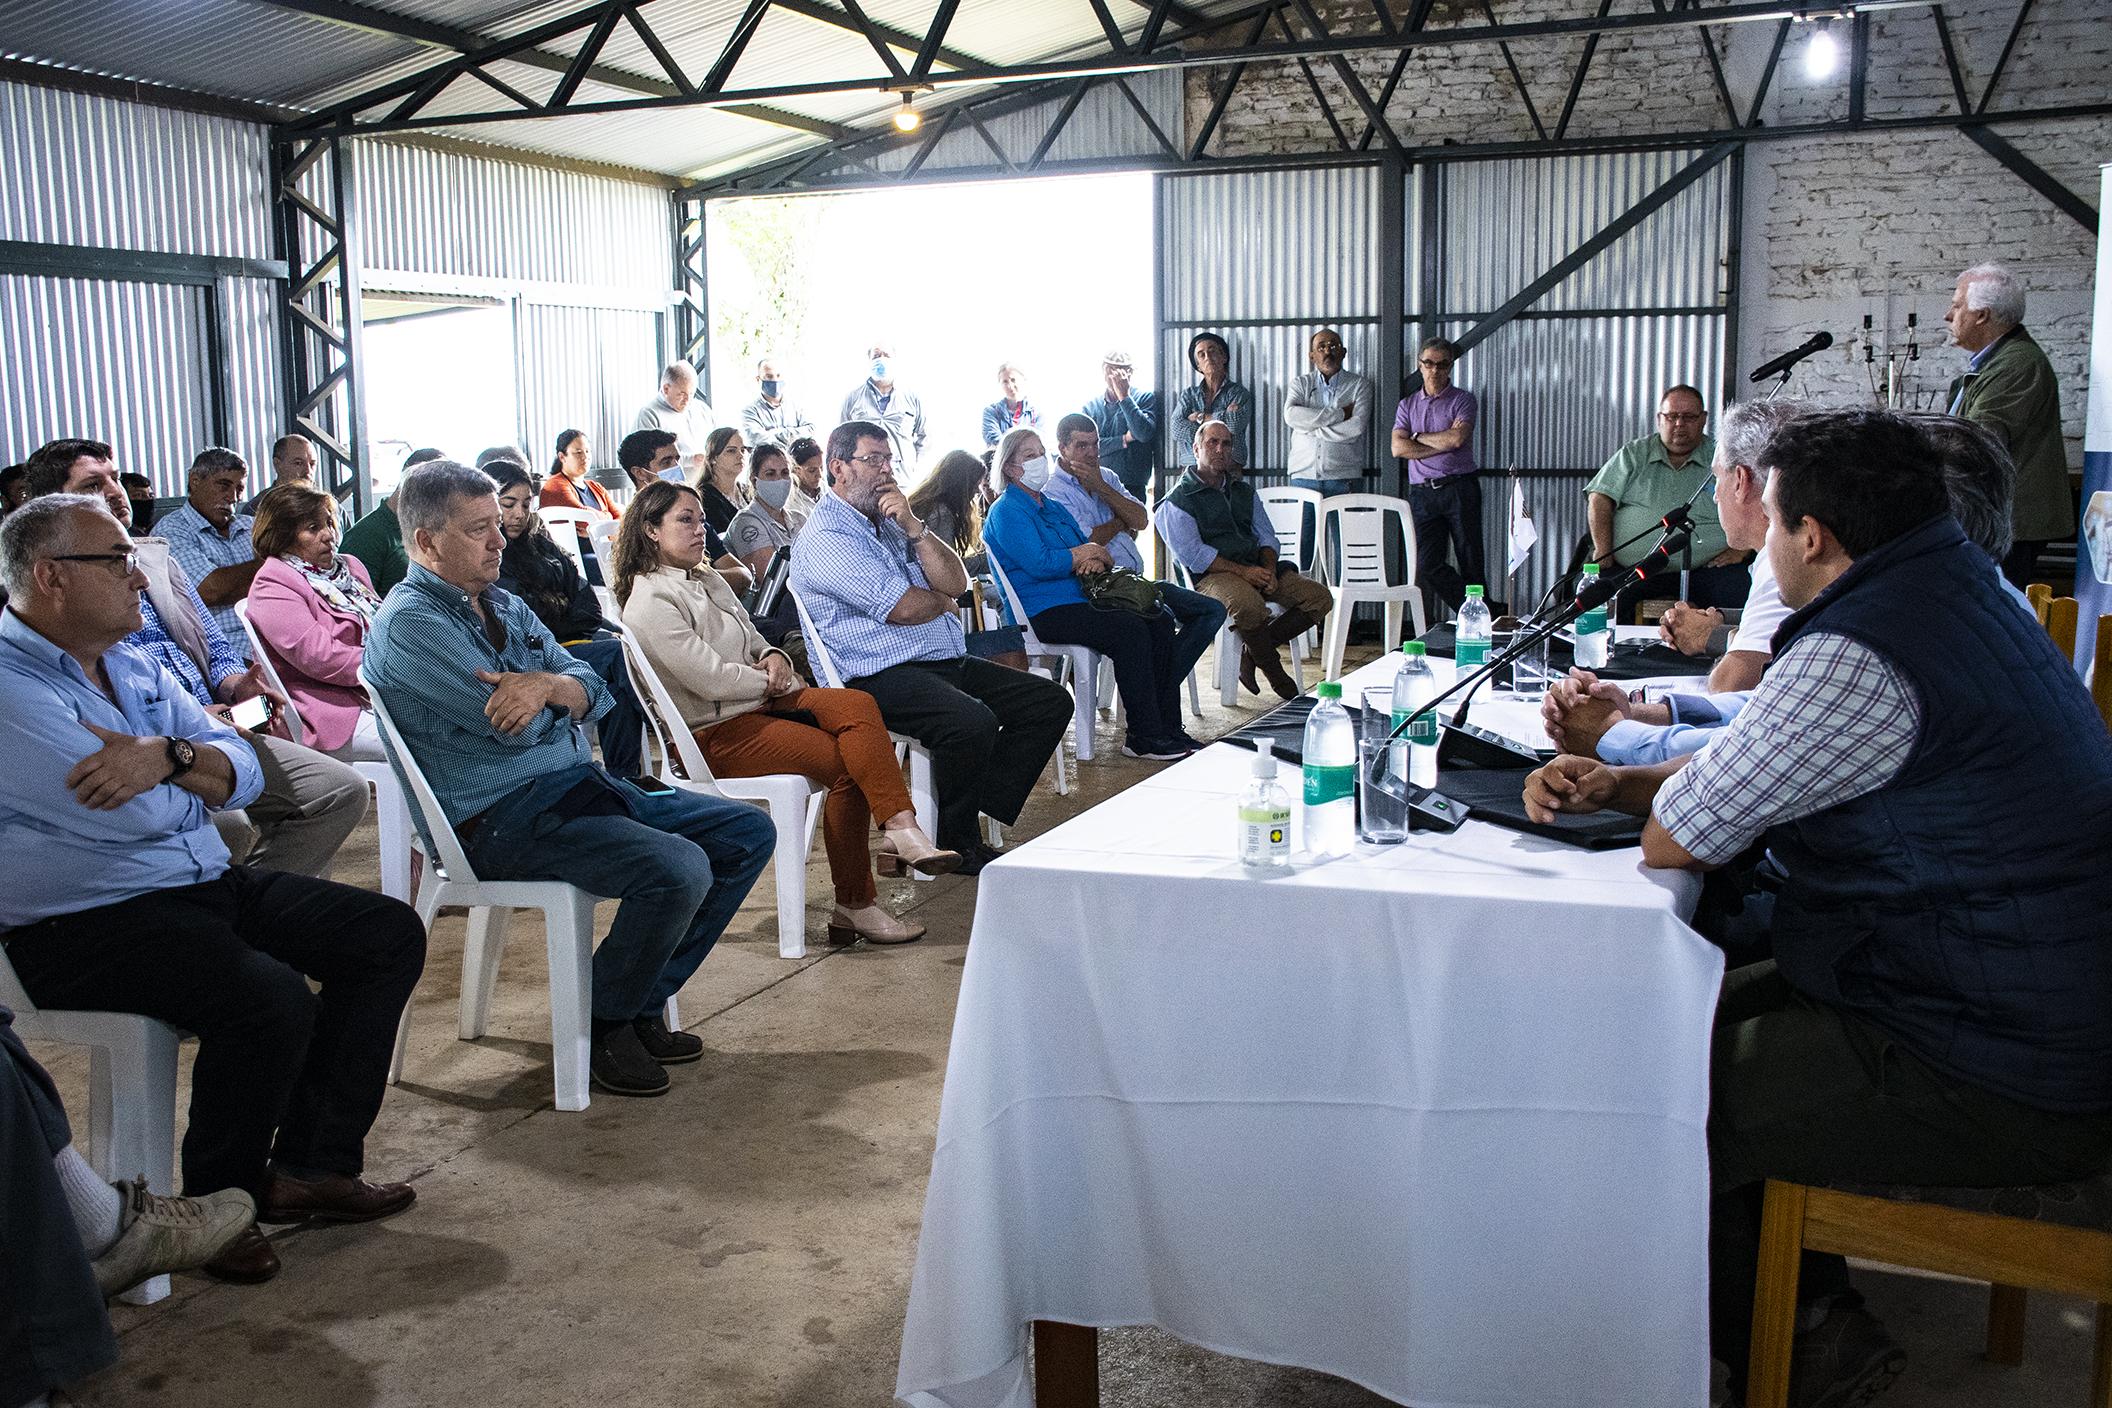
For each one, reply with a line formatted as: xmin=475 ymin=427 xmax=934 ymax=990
xmin=230 ymin=695 xmax=272 ymax=731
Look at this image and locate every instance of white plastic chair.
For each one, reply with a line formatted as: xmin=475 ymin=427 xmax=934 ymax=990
xmin=538 ymin=506 xmax=601 ymax=576
xmin=1258 ymin=485 xmax=1324 ymax=575
xmin=792 ymin=589 xmax=950 ymax=870
xmin=587 ymin=519 xmax=622 ymax=618
xmin=1 ymin=950 xmax=180 ymax=1305
xmin=1316 ymin=493 xmax=1426 ymax=682
xmin=234 ymin=600 xmax=413 ymax=903
xmin=362 ymin=666 xmax=676 ymax=1113
xmin=983 ymin=549 xmax=1104 ymax=781
xmin=614 ymin=625 xmax=825 ymax=960
xmin=1171 ymin=560 xmax=1310 ymax=708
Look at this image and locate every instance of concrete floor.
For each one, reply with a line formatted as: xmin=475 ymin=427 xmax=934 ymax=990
xmin=27 ymin=639 xmax=2109 ymax=1408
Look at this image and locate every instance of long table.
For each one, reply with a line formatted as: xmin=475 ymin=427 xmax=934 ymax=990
xmin=897 ymin=655 xmax=1724 ymax=1408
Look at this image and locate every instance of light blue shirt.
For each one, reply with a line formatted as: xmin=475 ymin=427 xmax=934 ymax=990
xmin=1155 ymin=484 xmax=1278 ymax=578
xmin=788 ymin=490 xmax=963 ymax=682
xmin=0 ymin=610 xmax=263 ymax=928
xmin=158 ymin=502 xmax=257 ymax=662
xmin=1042 ymin=465 xmax=1145 ymax=573
xmin=982 ymin=487 xmax=1092 ymax=619
xmin=363 ymin=563 xmax=612 ymax=828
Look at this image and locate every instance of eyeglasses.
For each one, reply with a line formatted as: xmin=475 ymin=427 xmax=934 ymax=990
xmin=847 ymin=452 xmax=896 ymax=470
xmin=50 ymin=551 xmax=139 ymax=574
xmin=1419 ymin=358 xmax=1453 ymax=370
xmin=1658 ymin=411 xmax=1705 ymax=424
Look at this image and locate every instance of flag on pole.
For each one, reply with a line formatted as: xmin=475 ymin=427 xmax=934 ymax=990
xmin=1507 ymin=473 xmax=1537 ymax=577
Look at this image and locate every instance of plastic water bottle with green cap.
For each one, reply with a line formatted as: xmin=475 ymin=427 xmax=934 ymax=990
xmin=1301 ymin=681 xmax=1356 ymax=858
xmin=1237 ymin=739 xmax=1293 ymax=870
xmin=1454 ymin=585 xmax=1491 ymax=668
xmin=1575 ymin=564 xmax=1610 ymax=670
xmin=1390 ymin=642 xmax=1440 ymax=789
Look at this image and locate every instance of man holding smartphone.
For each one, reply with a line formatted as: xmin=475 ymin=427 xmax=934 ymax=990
xmin=17 ymin=440 xmax=368 ymax=877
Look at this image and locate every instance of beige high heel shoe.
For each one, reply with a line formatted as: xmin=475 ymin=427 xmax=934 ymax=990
xmin=828 ymin=905 xmax=927 ymax=947
xmin=880 ymin=824 xmax=961 ymax=876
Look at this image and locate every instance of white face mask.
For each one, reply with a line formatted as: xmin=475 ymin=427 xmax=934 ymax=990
xmin=755 ymin=477 xmax=791 ymax=509
xmin=1017 ymin=455 xmax=1054 ymax=492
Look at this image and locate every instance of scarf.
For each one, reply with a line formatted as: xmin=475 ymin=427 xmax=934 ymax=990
xmin=285 ymin=553 xmax=382 ymax=622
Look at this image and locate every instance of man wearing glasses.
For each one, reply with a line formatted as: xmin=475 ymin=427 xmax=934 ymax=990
xmin=788 ymin=422 xmax=1070 ymax=875
xmin=1585 ymin=385 xmax=1748 ymax=620
xmin=1393 ymin=336 xmax=1483 ymax=617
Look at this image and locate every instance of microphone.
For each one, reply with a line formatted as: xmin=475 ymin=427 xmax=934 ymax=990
xmin=1748 ymin=331 xmax=1834 ymax=384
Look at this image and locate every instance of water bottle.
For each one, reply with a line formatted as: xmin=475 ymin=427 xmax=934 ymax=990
xmin=1237 ymin=739 xmax=1293 ymax=870
xmin=1301 ymin=681 xmax=1356 ymax=858
xmin=1454 ymin=585 xmax=1492 ymax=669
xmin=1390 ymin=642 xmax=1441 ymax=789
xmin=1574 ymin=563 xmax=1610 ymax=670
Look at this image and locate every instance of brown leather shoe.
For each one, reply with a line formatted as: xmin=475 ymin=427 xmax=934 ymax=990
xmin=202 ymin=1225 xmax=281 ymax=1284
xmin=260 ymin=1169 xmax=416 ymax=1225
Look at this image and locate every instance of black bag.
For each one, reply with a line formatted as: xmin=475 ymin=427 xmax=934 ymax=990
xmin=1080 ymin=566 xmax=1163 ymax=617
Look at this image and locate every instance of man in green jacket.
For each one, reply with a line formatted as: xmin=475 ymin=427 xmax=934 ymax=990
xmin=1945 ymin=262 xmax=2072 ymax=586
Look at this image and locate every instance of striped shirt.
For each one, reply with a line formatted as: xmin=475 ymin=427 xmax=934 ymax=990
xmin=158 ymin=503 xmax=258 ymax=661
xmin=1654 ymin=631 xmax=1921 ymax=865
xmin=132 ymin=587 xmax=246 ymax=708
xmin=788 ymin=489 xmax=963 ymax=683
xmin=363 ymin=562 xmax=612 ymax=827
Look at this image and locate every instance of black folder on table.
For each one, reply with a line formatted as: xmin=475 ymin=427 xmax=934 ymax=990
xmin=1221 ymin=701 xmax=1644 ymax=850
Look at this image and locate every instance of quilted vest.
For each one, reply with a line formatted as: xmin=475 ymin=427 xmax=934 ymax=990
xmin=1164 ymin=472 xmax=1266 ymax=567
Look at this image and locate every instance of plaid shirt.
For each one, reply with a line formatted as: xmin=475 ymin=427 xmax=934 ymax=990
xmin=157 ymin=502 xmax=258 ymax=659
xmin=1654 ymin=631 xmax=1922 ymax=865
xmin=787 ymin=490 xmax=963 ymax=682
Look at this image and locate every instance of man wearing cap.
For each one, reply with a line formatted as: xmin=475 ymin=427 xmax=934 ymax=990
xmin=1081 ymin=351 xmax=1160 ymax=502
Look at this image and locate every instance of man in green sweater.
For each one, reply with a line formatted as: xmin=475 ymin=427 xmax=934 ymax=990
xmin=1945 ymin=262 xmax=2072 ymax=587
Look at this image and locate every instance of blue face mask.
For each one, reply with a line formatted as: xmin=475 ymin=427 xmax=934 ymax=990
xmin=870 ymin=359 xmax=891 ymax=382
xmin=760 ymin=378 xmax=781 ymax=399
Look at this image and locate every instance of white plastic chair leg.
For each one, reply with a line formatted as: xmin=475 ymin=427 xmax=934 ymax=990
xmin=1069 ymin=657 xmax=1096 ymax=763
xmin=460 ymin=906 xmax=512 ymax=1041
xmin=373 ymin=777 xmax=413 ymax=903
xmin=1218 ymin=625 xmax=1241 ymax=708
xmin=663 ymin=996 xmax=681 ymax=1029
xmin=1185 ymin=662 xmax=1203 ymax=720
xmin=1321 ymin=606 xmax=1353 ymax=682
xmin=546 ymin=893 xmax=596 ymax=1113
xmin=983 ymin=817 xmax=1005 ymax=850
xmin=390 ymin=875 xmax=444 ymax=1086
xmin=92 ymin=1033 xmax=179 ymax=1305
xmin=771 ymin=800 xmax=811 ymax=961
xmin=906 ymin=747 xmax=939 ymax=882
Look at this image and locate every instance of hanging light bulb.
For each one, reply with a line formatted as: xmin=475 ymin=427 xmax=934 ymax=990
xmin=892 ymin=92 xmax=922 ymax=133
xmin=1804 ymin=20 xmax=1840 ymax=80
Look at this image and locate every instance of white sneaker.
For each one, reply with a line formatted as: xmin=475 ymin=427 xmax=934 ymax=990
xmin=90 ymin=1178 xmax=256 ymax=1297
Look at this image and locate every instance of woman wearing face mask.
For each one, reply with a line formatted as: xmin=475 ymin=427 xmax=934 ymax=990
xmin=613 ymin=481 xmax=958 ymax=945
xmin=485 ymin=459 xmax=644 ymax=779
xmin=979 ymin=427 xmax=1201 ymax=761
xmin=695 ymin=427 xmax=749 ymax=532
xmin=722 ymin=442 xmax=811 ymax=678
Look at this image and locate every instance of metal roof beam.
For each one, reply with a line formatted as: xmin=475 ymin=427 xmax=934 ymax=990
xmin=767 ymin=0 xmax=983 ymax=73
xmin=1958 ymin=124 xmax=2098 ymax=235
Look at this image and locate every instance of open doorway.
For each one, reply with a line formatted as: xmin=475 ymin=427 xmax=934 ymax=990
xmin=706 ymin=172 xmax=1155 ymax=487
xmin=361 ymin=295 xmax=518 ymax=494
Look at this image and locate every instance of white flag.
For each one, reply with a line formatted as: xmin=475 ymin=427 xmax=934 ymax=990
xmin=1507 ymin=476 xmax=1538 ymax=576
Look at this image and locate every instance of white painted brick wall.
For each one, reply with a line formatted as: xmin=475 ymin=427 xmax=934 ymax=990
xmin=1185 ymin=0 xmax=2110 ymax=466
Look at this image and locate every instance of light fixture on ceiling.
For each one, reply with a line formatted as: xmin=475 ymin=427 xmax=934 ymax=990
xmin=892 ymin=92 xmax=922 ymax=134
xmin=1804 ymin=18 xmax=1840 ymax=79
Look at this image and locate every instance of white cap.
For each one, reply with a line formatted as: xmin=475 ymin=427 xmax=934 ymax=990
xmin=1251 ymin=739 xmax=1277 ymax=777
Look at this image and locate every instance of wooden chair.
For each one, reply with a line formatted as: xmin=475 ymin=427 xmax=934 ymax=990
xmin=2093 ymin=615 xmax=2111 ymax=732
xmin=1747 ymin=1176 xmax=2112 ymax=1408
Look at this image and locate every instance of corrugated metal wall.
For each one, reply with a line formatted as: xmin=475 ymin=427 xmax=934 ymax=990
xmin=1158 ymin=163 xmax=1383 ymax=474
xmin=514 ymin=304 xmax=664 ymax=477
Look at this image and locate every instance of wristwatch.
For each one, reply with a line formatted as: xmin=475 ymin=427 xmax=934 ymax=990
xmin=164 ymin=735 xmax=196 ymax=780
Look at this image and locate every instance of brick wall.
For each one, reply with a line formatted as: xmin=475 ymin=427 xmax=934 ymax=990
xmin=1186 ymin=0 xmax=2110 ymax=466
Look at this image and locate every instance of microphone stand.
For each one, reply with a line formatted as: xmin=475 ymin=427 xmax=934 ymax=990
xmin=1367 ymin=521 xmax=1696 ymax=830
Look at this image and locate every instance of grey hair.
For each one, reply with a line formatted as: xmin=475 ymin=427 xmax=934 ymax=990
xmin=660 ymin=359 xmax=697 ymax=385
xmin=1960 ymin=263 xmax=2026 ymax=326
xmin=394 ymin=459 xmax=498 ymax=541
xmin=0 ymin=492 xmax=112 ymax=598
xmin=1717 ymin=399 xmax=1811 ymax=488
xmin=188 ymin=446 xmax=246 ymax=482
xmin=1908 ymin=412 xmax=2015 ymax=562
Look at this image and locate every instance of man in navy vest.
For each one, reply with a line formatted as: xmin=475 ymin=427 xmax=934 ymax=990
xmin=1521 ymin=409 xmax=2112 ymax=1406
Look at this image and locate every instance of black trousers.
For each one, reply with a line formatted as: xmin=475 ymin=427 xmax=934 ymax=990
xmin=1030 ymin=601 xmax=1181 ymax=746
xmin=1707 ymin=961 xmax=2112 ymax=1390
xmin=4 ymin=869 xmax=426 ymax=1200
xmin=851 ymin=657 xmax=1073 ymax=853
xmin=1 ymin=1009 xmax=116 ymax=1406
xmin=1408 ymin=473 xmax=1485 ymax=616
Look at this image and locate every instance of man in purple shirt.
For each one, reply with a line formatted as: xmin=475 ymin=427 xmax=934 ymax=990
xmin=1391 ymin=337 xmax=1482 ymax=616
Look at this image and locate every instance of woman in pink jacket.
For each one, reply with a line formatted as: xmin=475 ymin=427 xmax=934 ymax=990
xmin=246 ymin=482 xmax=387 ymax=761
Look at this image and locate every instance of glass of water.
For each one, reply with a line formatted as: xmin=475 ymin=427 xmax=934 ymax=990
xmin=1356 ymin=737 xmax=1410 ymax=845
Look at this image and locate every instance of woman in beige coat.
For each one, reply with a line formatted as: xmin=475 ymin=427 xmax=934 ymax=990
xmin=612 ymin=481 xmax=956 ymax=945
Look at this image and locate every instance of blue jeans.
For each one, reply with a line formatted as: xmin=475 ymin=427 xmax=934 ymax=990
xmin=1158 ymin=581 xmax=1228 ymax=691
xmin=466 ymin=771 xmax=774 ymax=1022
xmin=565 ymin=636 xmax=643 ymax=779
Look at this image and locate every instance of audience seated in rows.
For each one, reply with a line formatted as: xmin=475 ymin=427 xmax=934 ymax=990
xmin=364 ymin=461 xmax=773 ymax=1099
xmin=21 ymin=440 xmax=367 ymax=875
xmin=983 ymin=425 xmax=1203 ymax=761
xmin=0 ymin=493 xmax=426 ymax=1285
xmin=613 ymin=480 xmax=958 ymax=944
xmin=1157 ymin=419 xmax=1334 ymax=701
xmin=159 ymin=447 xmax=263 ymax=660
xmin=246 ymin=482 xmax=388 ymax=763
xmin=3 ymin=1003 xmax=254 ymax=1405
xmin=1520 ymin=408 xmax=2112 ymax=1405
xmin=788 ymin=421 xmax=1070 ymax=873
xmin=905 ymin=450 xmax=1028 ymax=671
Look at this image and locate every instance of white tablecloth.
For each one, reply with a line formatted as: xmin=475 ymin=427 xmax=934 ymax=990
xmin=898 ymin=654 xmax=1725 ymax=1408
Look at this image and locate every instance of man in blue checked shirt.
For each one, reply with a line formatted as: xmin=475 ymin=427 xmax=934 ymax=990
xmin=0 ymin=494 xmax=426 ymax=1285
xmin=363 ymin=460 xmax=772 ymax=1100
xmin=157 ymin=446 xmax=263 ymax=661
xmin=789 ymin=421 xmax=1071 ymax=874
